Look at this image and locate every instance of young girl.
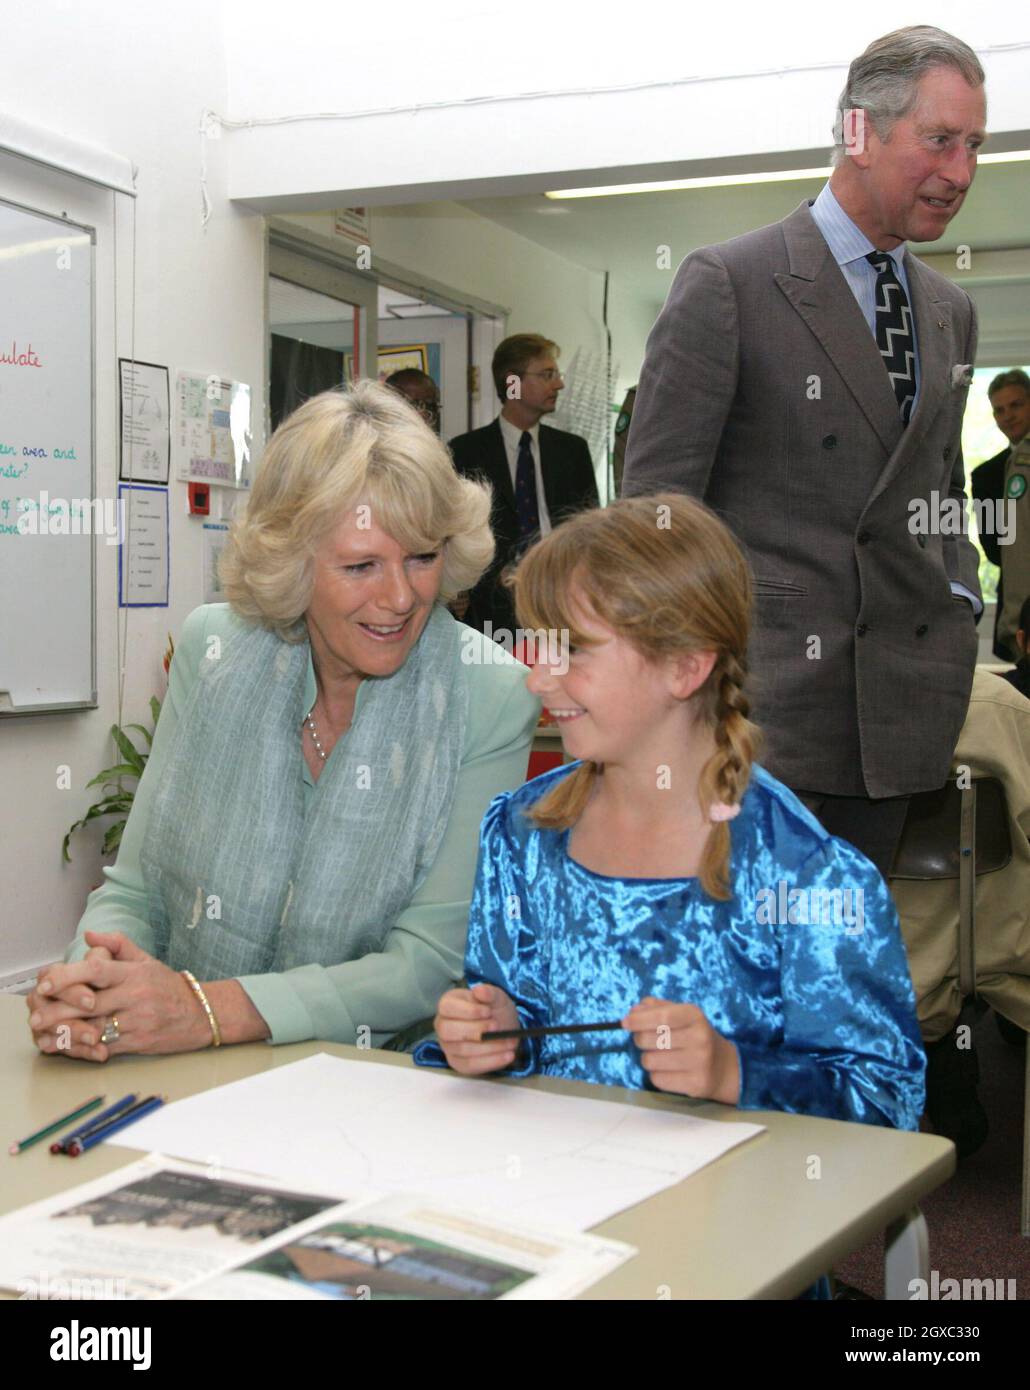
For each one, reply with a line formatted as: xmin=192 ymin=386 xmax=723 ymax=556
xmin=417 ymin=494 xmax=924 ymax=1133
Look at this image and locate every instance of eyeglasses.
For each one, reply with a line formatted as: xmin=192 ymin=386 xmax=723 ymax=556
xmin=411 ymin=400 xmax=440 ymax=419
xmin=522 ymin=369 xmax=563 ymax=383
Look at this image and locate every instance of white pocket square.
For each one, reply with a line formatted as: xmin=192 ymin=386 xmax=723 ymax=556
xmin=951 ymin=363 xmax=974 ymax=388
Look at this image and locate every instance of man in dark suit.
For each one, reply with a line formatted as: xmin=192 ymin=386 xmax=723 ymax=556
xmin=623 ymin=25 xmax=986 ymax=880
xmin=450 ymin=333 xmax=599 ymax=635
xmin=971 ymin=369 xmax=1030 ymax=658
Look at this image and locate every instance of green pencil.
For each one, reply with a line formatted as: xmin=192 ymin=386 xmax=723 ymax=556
xmin=9 ymin=1095 xmax=105 ymax=1155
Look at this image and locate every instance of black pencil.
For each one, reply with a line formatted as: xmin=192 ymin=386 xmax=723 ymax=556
xmin=482 ymin=1020 xmax=624 ymax=1041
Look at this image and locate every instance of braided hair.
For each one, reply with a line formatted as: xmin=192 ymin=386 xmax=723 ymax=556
xmin=511 ymin=493 xmax=761 ymax=901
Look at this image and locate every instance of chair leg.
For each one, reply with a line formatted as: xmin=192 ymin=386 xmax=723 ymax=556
xmin=957 ymin=786 xmax=976 ymax=1000
xmin=1017 ymin=1045 xmax=1023 ymax=1239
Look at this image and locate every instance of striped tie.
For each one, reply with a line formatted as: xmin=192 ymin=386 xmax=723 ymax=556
xmin=866 ymin=251 xmax=916 ymax=425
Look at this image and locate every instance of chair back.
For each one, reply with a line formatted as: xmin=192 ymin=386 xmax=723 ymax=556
xmin=891 ymin=776 xmax=1012 ymax=1003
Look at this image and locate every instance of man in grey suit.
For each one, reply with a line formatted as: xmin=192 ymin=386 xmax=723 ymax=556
xmin=624 ymin=25 xmax=986 ymax=880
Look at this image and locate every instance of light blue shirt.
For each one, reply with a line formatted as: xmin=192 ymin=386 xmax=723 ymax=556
xmin=810 ymin=183 xmax=980 ymax=615
xmin=810 ymin=183 xmax=920 ymax=408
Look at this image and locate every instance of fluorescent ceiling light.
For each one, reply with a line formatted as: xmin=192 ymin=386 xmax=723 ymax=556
xmin=546 ymin=149 xmax=1030 ymax=200
xmin=979 ymin=148 xmax=1030 ymax=165
xmin=546 ymin=168 xmax=830 ymax=198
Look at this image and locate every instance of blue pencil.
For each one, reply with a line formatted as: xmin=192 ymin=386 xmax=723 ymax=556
xmin=67 ymin=1095 xmax=165 ymax=1156
xmin=50 ymin=1094 xmax=139 ymax=1153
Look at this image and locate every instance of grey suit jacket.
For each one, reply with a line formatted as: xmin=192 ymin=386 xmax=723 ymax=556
xmin=623 ymin=200 xmax=980 ymax=799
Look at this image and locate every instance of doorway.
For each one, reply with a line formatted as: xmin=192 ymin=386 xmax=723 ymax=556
xmin=267 ymin=222 xmax=505 ymax=443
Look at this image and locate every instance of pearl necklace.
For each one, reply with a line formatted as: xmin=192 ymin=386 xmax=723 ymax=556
xmin=304 ymin=711 xmax=328 ymax=761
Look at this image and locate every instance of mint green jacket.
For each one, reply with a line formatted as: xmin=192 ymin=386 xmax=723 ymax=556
xmin=66 ymin=604 xmax=539 ymax=1045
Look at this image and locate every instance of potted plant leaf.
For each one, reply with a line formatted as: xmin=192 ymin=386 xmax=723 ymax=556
xmin=62 ymin=634 xmax=174 ymax=862
xmin=62 ymin=696 xmax=162 ymax=861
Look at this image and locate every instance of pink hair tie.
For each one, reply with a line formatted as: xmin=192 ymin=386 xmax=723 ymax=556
xmin=709 ymin=802 xmax=741 ymax=823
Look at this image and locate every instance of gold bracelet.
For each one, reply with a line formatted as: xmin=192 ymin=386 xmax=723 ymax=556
xmin=181 ymin=970 xmax=222 ymax=1047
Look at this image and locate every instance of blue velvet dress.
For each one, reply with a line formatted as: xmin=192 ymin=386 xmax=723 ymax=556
xmin=416 ymin=761 xmax=925 ymax=1134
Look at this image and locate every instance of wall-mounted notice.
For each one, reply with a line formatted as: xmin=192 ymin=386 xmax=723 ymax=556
xmin=333 ymin=207 xmax=370 ymax=246
xmin=118 ymin=482 xmax=169 ymax=608
xmin=175 ymin=370 xmax=251 ymax=488
xmin=202 ymin=520 xmax=229 ymax=603
xmin=119 ymin=359 xmax=170 ymax=484
xmin=0 ymin=196 xmax=96 ymax=713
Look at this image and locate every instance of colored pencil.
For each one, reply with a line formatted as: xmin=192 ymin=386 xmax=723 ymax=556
xmin=50 ymin=1094 xmax=139 ymax=1153
xmin=9 ymin=1095 xmax=105 ymax=1155
xmin=67 ymin=1095 xmax=165 ymax=1156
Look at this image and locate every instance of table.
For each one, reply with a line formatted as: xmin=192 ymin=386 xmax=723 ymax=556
xmin=531 ymin=721 xmax=564 ymax=753
xmin=0 ymin=995 xmax=954 ymax=1299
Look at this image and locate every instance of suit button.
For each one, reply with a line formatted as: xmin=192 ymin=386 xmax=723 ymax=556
xmin=916 ymin=624 xmax=929 ymax=636
xmin=917 ymin=533 xmax=928 ymax=549
xmin=822 ymin=434 xmax=837 ymax=449
xmin=943 ymin=446 xmax=952 ymax=460
xmin=857 ymin=530 xmax=870 ymax=545
xmin=856 ymin=623 xmax=868 ymax=636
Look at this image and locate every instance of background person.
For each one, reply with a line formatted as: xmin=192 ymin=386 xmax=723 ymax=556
xmin=993 ymin=431 xmax=1030 ymax=663
xmin=998 ymin=595 xmax=1030 ymax=699
xmin=450 ymin=333 xmax=599 ymax=637
xmin=384 ymin=367 xmax=441 ymax=435
xmin=971 ymin=368 xmax=1030 ymax=659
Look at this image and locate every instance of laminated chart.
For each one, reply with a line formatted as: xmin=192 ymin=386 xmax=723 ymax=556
xmin=175 ymin=370 xmax=251 ymax=487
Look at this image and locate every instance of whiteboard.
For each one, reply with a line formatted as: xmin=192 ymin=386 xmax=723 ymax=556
xmin=0 ymin=196 xmax=95 ymax=713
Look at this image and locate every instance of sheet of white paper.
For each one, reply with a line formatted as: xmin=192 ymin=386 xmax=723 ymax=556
xmin=119 ymin=359 xmax=170 ymax=484
xmin=118 ymin=483 xmax=168 ymax=606
xmin=202 ymin=520 xmax=229 ymax=603
xmin=114 ymin=1054 xmax=763 ymax=1232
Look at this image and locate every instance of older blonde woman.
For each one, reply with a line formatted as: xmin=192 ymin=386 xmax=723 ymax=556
xmin=27 ymin=381 xmax=538 ymax=1060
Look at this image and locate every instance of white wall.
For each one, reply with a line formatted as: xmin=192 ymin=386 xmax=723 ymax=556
xmin=225 ymin=1 xmax=1030 ymax=404
xmin=0 ymin=1 xmax=267 ymax=981
xmin=606 ymin=285 xmax=665 ymax=404
xmin=281 ymin=203 xmax=613 ymax=456
xmin=377 ymin=315 xmax=469 ymax=442
xmin=223 ymin=1 xmax=1030 ymax=209
xmin=374 ymin=202 xmax=609 ymax=431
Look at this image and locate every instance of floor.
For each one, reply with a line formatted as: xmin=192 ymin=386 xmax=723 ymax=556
xmin=833 ymin=1009 xmax=1029 ymax=1299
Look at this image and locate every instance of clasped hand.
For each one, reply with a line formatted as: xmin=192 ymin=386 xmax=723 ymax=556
xmin=26 ymin=930 xmax=209 ymax=1062
xmin=434 ymin=986 xmax=741 ymax=1103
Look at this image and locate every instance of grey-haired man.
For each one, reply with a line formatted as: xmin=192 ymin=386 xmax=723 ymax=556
xmin=624 ymin=25 xmax=986 ymax=879
xmin=624 ymin=26 xmax=990 ymax=1163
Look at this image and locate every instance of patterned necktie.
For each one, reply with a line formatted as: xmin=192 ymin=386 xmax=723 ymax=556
xmin=865 ymin=251 xmax=916 ymax=425
xmin=515 ymin=430 xmax=540 ymax=542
